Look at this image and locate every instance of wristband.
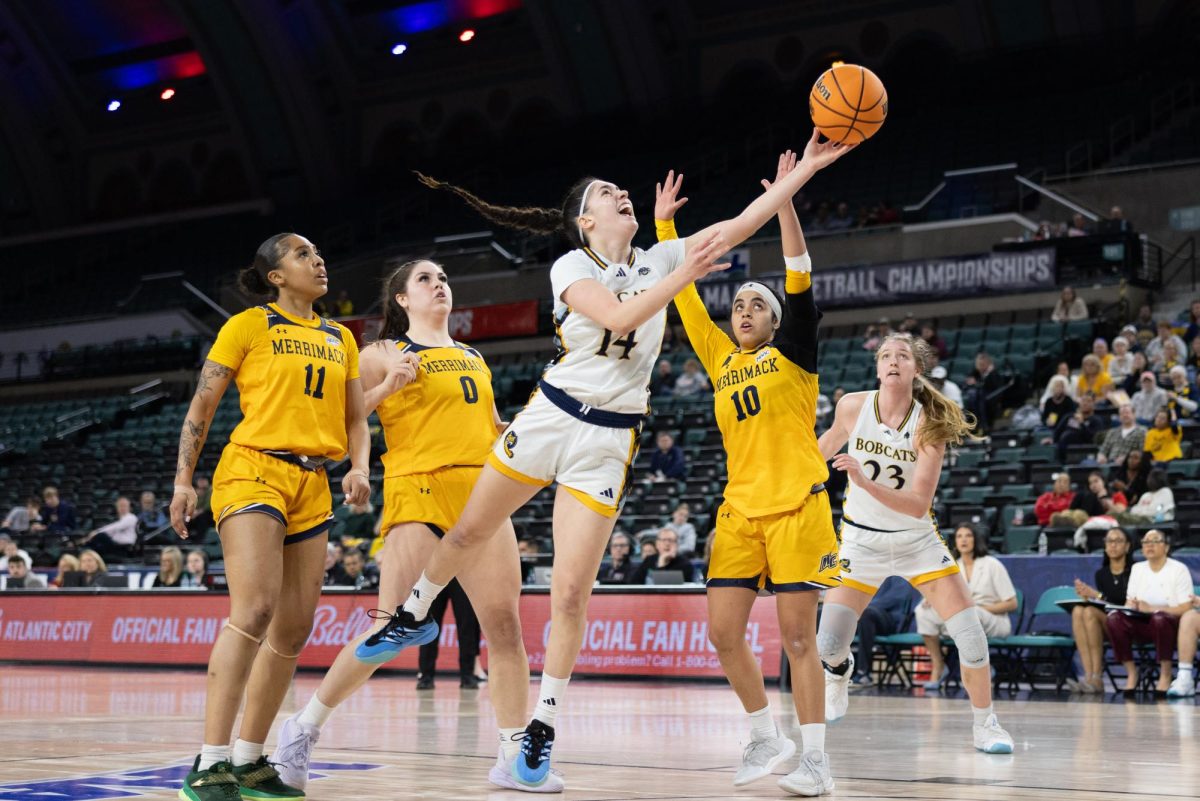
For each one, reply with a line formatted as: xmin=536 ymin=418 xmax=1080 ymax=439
xmin=784 ymin=253 xmax=812 ymax=273
xmin=654 ymin=219 xmax=678 ymax=241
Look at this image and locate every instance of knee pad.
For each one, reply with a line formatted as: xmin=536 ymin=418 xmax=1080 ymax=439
xmin=945 ymin=608 xmax=989 ymax=669
xmin=816 ymin=603 xmax=859 ymax=666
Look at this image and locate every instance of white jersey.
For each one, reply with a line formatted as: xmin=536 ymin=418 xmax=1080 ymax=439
xmin=544 ymin=239 xmax=686 ymax=413
xmin=842 ymin=391 xmax=934 ymax=535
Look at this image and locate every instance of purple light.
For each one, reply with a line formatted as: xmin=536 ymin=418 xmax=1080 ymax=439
xmin=106 ymin=99 xmax=121 ymax=112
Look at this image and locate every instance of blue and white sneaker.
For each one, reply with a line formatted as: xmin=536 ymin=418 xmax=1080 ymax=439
xmin=512 ymin=720 xmax=555 ymax=787
xmin=489 ymin=747 xmax=564 ymax=793
xmin=354 ymin=607 xmax=438 ymax=664
xmin=973 ymin=714 xmax=1014 ymax=754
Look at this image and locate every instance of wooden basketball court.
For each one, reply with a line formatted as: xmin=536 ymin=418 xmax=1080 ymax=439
xmin=1 ymin=664 xmax=1195 ymax=800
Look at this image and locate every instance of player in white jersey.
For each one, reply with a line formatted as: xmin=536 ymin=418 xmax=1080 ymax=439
xmin=816 ymin=333 xmax=1015 ymax=754
xmin=362 ymin=134 xmax=855 ymax=791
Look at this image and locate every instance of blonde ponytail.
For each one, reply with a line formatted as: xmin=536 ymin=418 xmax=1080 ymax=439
xmin=877 ymin=332 xmax=977 ymax=448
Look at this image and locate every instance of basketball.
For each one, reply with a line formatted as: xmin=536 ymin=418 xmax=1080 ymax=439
xmin=809 ymin=64 xmax=888 ymax=143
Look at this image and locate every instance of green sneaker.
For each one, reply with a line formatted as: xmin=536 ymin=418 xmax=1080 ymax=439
xmin=179 ymin=757 xmax=242 ymax=801
xmin=232 ymin=756 xmax=305 ymax=800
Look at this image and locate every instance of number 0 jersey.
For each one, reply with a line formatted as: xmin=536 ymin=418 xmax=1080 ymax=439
xmin=545 ymin=240 xmax=685 ymax=414
xmin=842 ymin=390 xmax=932 ymax=534
xmin=206 ymin=303 xmax=360 ymax=460
xmin=375 ymin=338 xmax=498 ymax=477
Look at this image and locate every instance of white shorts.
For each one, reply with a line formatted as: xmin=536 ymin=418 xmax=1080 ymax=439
xmin=915 ymin=603 xmax=1012 ymax=638
xmin=836 ymin=519 xmax=959 ymax=595
xmin=487 ymin=386 xmax=641 ymax=518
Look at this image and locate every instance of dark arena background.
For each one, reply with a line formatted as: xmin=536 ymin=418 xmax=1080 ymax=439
xmin=1 ymin=2 xmax=1198 ymax=800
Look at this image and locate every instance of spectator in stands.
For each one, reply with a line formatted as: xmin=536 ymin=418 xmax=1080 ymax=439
xmin=1034 ymin=473 xmax=1075 ymax=526
xmin=1155 ymin=340 xmax=1185 ymax=385
xmin=336 ymin=548 xmax=377 ymax=590
xmin=630 ymin=527 xmax=696 ymax=584
xmin=323 ymin=542 xmax=349 ymax=586
xmin=965 ymin=352 xmax=1005 ymax=432
xmin=672 ymin=358 xmax=710 ymax=397
xmin=826 ymin=201 xmax=854 ymax=230
xmin=0 ymin=534 xmax=30 ymax=572
xmin=1145 ymin=321 xmax=1187 ymax=367
xmin=153 ymin=546 xmax=184 ymax=588
xmin=1166 ymin=365 xmax=1197 ymax=419
xmin=137 ymin=491 xmax=168 ymax=532
xmin=928 ymin=366 xmax=962 ymax=408
xmin=920 ymin=324 xmax=949 ymax=360
xmin=182 ymin=549 xmax=209 ymax=589
xmin=854 ymin=205 xmax=872 ymax=229
xmin=650 ymin=358 xmax=675 ymax=396
xmin=1145 ymin=408 xmax=1183 ymax=464
xmin=1051 ymin=392 xmax=1104 ymax=463
xmin=75 ymin=549 xmax=108 ymax=587
xmin=664 ymin=502 xmax=697 ymax=556
xmin=916 ymin=524 xmax=1016 ymax=688
xmin=1133 ymin=304 xmax=1156 ymax=338
xmin=1179 ymin=299 xmax=1200 ymax=344
xmin=30 ymin=485 xmax=76 ymax=536
xmin=1189 ymin=337 xmax=1200 ymax=376
xmin=1117 ymin=470 xmax=1175 ymax=525
xmin=1092 ymin=338 xmax=1112 ymax=373
xmin=1067 ymin=213 xmax=1092 ymax=237
xmin=810 ymin=201 xmax=831 ymax=232
xmin=1110 ymin=448 xmax=1151 ymax=505
xmin=877 ymin=199 xmax=899 ymax=224
xmin=333 ymin=289 xmax=354 ymax=317
xmin=79 ymin=497 xmax=138 ymax=559
xmin=862 ymin=319 xmax=890 ymax=351
xmin=1107 ymin=529 xmax=1193 ymax=695
xmin=5 ymin=555 xmax=46 ymax=589
xmin=1033 ymin=220 xmax=1053 ymax=241
xmin=831 ymin=386 xmax=846 ymax=406
xmin=847 ymin=576 xmax=911 ymax=686
xmin=1131 ymin=371 xmax=1168 ymax=424
xmin=1070 ymin=527 xmax=1132 ymax=693
xmin=1096 ymin=403 xmax=1146 ymax=466
xmin=340 ymin=500 xmax=376 ymax=541
xmin=188 ymin=476 xmax=213 ymax=537
xmin=637 ymin=532 xmax=658 ymax=561
xmin=648 ymin=431 xmax=687 ymax=481
xmin=1051 ymin=470 xmax=1126 ymax=528
xmin=49 ymin=553 xmax=79 ymax=588
xmin=1108 ymin=336 xmax=1135 ymax=385
xmin=1075 ymin=355 xmax=1114 ymax=400
xmin=597 ymin=531 xmax=636 ymax=584
xmin=1 ymin=495 xmax=41 ymax=537
xmin=898 ymin=313 xmax=919 ymax=334
xmin=1051 ymin=286 xmax=1088 ymax=322
xmin=1040 ymin=375 xmax=1076 ymax=429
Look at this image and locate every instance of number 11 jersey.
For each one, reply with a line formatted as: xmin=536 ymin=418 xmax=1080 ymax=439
xmin=842 ymin=390 xmax=932 ymax=534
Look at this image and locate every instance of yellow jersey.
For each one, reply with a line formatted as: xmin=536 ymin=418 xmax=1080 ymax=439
xmin=376 ymin=337 xmax=498 ymax=477
xmin=1144 ymin=424 xmax=1183 ymax=462
xmin=207 ymin=303 xmax=360 ymax=460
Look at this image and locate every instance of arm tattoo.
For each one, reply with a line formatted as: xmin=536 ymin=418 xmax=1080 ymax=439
xmin=196 ymin=361 xmax=233 ymax=398
xmin=176 ymin=418 xmax=207 ymax=479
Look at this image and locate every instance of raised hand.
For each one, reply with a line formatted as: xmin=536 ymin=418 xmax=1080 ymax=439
xmin=679 ymin=231 xmax=730 ymax=282
xmin=655 ymin=170 xmax=688 ymax=221
xmin=801 ymin=129 xmax=857 ymax=172
xmin=760 ymin=150 xmax=799 ymax=191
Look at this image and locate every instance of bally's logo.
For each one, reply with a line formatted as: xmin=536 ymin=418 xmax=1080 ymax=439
xmin=819 ymin=552 xmax=839 ymax=573
xmin=503 ymin=430 xmax=518 ymax=458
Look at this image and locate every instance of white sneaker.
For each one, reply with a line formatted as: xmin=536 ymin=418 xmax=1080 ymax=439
xmin=1166 ymin=672 xmax=1196 ymax=698
xmin=824 ymin=654 xmax=854 ymax=723
xmin=273 ymin=712 xmax=320 ymax=791
xmin=733 ymin=734 xmax=796 ymax=786
xmin=488 ymin=747 xmax=565 ymax=793
xmin=973 ymin=714 xmax=1014 ymax=754
xmin=778 ymin=750 xmax=834 ymax=796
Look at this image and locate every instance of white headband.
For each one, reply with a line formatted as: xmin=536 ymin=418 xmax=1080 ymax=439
xmin=576 ymin=179 xmax=602 ymax=241
xmin=735 ymin=282 xmax=782 ymax=322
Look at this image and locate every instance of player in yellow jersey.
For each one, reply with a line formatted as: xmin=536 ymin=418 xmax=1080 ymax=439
xmin=656 ymin=152 xmax=844 ymax=797
xmin=169 ymin=233 xmax=371 ymax=801
xmin=270 ymin=258 xmax=546 ymax=793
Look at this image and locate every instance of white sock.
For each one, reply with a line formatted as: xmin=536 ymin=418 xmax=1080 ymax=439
xmin=799 ymin=723 xmax=825 ymax=755
xmin=1180 ymin=664 xmax=1194 ymax=676
xmin=298 ymin=694 xmax=334 ymax=729
xmin=748 ymin=705 xmax=778 ymax=740
xmin=533 ymin=673 xmax=570 ymax=728
xmin=198 ymin=744 xmax=230 ymax=771
xmin=401 ymin=572 xmax=446 ymax=620
xmin=972 ymin=704 xmax=994 ymax=726
xmin=500 ymin=727 xmax=524 ymax=760
xmin=231 ymin=738 xmax=264 ymax=767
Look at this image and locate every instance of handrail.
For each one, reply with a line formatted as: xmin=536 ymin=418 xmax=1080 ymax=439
xmin=1162 ymin=236 xmax=1197 ymax=291
xmin=903 ymin=181 xmax=946 ymax=213
xmin=1012 ymin=175 xmax=1101 ymax=220
xmin=182 ymin=280 xmax=231 ymax=320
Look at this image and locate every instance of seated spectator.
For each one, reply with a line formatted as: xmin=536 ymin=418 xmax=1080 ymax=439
xmin=672 ymin=358 xmax=710 ymax=397
xmin=1034 ymin=473 xmax=1075 ymax=526
xmin=1 ymin=495 xmax=41 ymax=537
xmin=1110 ymin=448 xmax=1151 ymax=505
xmin=1108 ymin=336 xmax=1135 ymax=385
xmin=637 ymin=535 xmax=658 ymax=561
xmin=323 ymin=542 xmax=349 ymax=586
xmin=1145 ymin=408 xmax=1183 ymax=463
xmin=897 ymin=312 xmax=919 ymax=334
xmin=188 ymin=476 xmax=214 ymax=537
xmin=1092 ymin=338 xmax=1112 ymax=373
xmin=1167 ymin=597 xmax=1200 ymax=697
xmin=79 ymin=497 xmax=139 ymax=559
xmin=1040 ymin=375 xmax=1076 ymax=428
xmin=137 ymin=491 xmax=168 ymax=532
xmin=1166 ymin=365 xmax=1197 ymax=420
xmin=1106 ymin=530 xmax=1193 ymax=694
xmin=862 ymin=318 xmax=890 ymax=351
xmin=650 ymin=358 xmax=675 ymax=396
xmin=826 ymin=201 xmax=854 ymax=230
xmin=1051 ymin=286 xmax=1088 ymax=321
xmin=340 ymin=500 xmax=376 ymax=540
xmin=182 ymin=549 xmax=210 ymax=589
xmin=31 ymin=485 xmax=76 ymax=536
xmin=49 ymin=553 xmax=79 ymax=588
xmin=153 ymin=546 xmax=184 ymax=588
xmin=1050 ymin=393 xmax=1105 ymax=463
xmin=1122 ymin=353 xmax=1150 ymax=395
xmin=629 ymin=527 xmax=696 ymax=584
xmin=1189 ymin=336 xmax=1200 ymax=375
xmin=1033 ymin=220 xmax=1054 ymax=241
xmin=597 ymin=531 xmax=637 ymax=584
xmin=1117 ymin=470 xmax=1174 ymax=525
xmin=71 ymin=549 xmax=108 ymax=587
xmin=1145 ymin=321 xmax=1187 ymax=367
xmin=876 ymin=199 xmax=900 ymax=224
xmin=1155 ymin=340 xmax=1185 ymax=385
xmin=1067 ymin=212 xmax=1092 ymax=237
xmin=1075 ymin=354 xmax=1114 ymax=400
xmin=1130 ymin=372 xmax=1168 ymax=424
xmin=920 ymin=324 xmax=949 ymax=360
xmin=848 ymin=576 xmax=912 ymax=685
xmin=0 ymin=534 xmax=31 ymax=571
xmin=1050 ymin=470 xmax=1126 ymax=528
xmin=1070 ymin=527 xmax=1133 ymax=693
xmin=916 ymin=524 xmax=1016 ymax=688
xmin=333 ymin=289 xmax=354 ymax=317
xmin=1096 ymin=403 xmax=1146 ymax=465
xmin=648 ymin=431 xmax=687 ymax=481
xmin=5 ymin=555 xmax=46 ymax=589
xmin=1179 ymin=299 xmax=1200 ymax=344
xmin=810 ymin=201 xmax=832 ymax=232
xmin=964 ymin=352 xmax=1005 ymax=432
xmin=1133 ymin=304 xmax=1156 ymax=337
xmin=928 ymin=366 xmax=962 ymax=408
xmin=664 ymin=502 xmax=697 ymax=555
xmin=335 ymin=548 xmax=377 ymax=590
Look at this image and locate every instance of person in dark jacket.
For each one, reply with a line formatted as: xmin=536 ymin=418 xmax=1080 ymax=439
xmin=629 ymin=528 xmax=696 ymax=584
xmin=648 ymin=431 xmax=687 ymax=481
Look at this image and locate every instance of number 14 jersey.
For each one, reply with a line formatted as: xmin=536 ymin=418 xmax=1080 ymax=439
xmin=842 ymin=390 xmax=931 ymax=533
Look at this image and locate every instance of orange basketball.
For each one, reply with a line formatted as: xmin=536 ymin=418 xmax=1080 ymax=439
xmin=809 ymin=64 xmax=887 ymax=144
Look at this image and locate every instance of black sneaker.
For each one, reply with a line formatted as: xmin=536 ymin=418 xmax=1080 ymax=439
xmin=179 ymin=756 xmax=242 ymax=801
xmin=416 ymin=674 xmax=435 ymax=690
xmin=512 ymin=720 xmax=555 ymax=786
xmin=460 ymin=674 xmax=480 ymax=690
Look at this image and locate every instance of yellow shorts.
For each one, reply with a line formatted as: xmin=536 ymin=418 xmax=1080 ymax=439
xmin=380 ymin=465 xmax=482 ymax=536
xmin=212 ymin=444 xmax=333 ymax=545
xmin=706 ymin=489 xmax=841 ymax=592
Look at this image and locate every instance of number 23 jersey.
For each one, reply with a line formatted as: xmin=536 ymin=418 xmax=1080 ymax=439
xmin=842 ymin=390 xmax=931 ymax=534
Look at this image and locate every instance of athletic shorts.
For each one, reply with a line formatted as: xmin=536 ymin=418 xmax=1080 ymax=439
xmin=380 ymin=465 xmax=481 ymax=537
xmin=212 ymin=444 xmax=333 ymax=544
xmin=836 ymin=518 xmax=959 ymax=595
xmin=486 ymin=388 xmax=640 ymax=518
xmin=706 ymin=488 xmax=841 ymax=592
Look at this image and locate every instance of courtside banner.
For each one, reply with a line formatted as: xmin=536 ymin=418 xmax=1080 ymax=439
xmin=0 ymin=591 xmax=781 ymax=678
xmin=698 ymin=247 xmax=1057 ymax=312
xmin=339 ymin=299 xmax=539 ymax=346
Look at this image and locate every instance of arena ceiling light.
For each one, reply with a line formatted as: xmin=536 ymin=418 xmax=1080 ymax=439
xmin=106 ymin=99 xmax=121 ymax=112
xmin=458 ymin=29 xmax=476 ymax=43
xmin=391 ymin=42 xmax=409 ymax=55
xmin=160 ymin=87 xmax=176 ymax=101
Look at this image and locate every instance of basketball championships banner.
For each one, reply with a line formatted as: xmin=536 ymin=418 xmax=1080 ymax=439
xmin=698 ymin=247 xmax=1057 ymax=312
xmin=0 ymin=591 xmax=782 ymax=679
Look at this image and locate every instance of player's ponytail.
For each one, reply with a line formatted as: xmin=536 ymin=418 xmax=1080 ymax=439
xmin=416 ymin=172 xmax=599 ymax=249
xmin=238 ymin=232 xmax=293 ymax=298
xmin=377 ymin=258 xmax=438 ymax=341
xmin=878 ymin=333 xmax=977 ymax=448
